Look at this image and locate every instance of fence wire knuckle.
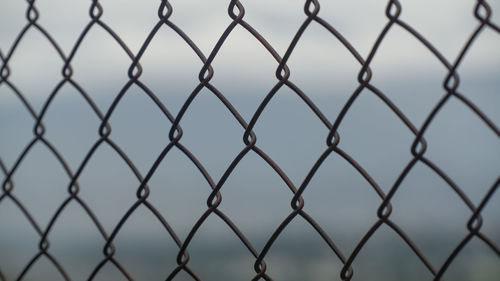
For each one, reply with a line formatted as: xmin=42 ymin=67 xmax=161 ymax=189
xmin=0 ymin=0 xmax=499 ymax=280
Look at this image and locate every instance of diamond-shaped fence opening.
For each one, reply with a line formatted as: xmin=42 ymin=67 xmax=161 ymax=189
xmin=0 ymin=1 xmax=499 ymax=281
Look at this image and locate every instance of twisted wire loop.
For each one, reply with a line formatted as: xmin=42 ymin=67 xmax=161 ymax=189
xmin=0 ymin=0 xmax=498 ymax=280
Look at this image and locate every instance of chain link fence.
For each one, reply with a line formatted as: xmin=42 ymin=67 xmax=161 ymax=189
xmin=1 ymin=0 xmax=499 ymax=280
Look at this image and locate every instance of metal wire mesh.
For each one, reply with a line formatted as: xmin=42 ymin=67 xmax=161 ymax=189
xmin=0 ymin=0 xmax=499 ymax=280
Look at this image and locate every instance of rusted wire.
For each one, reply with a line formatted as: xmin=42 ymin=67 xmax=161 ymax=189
xmin=0 ymin=0 xmax=498 ymax=280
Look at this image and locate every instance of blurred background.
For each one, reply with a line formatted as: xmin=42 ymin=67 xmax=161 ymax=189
xmin=0 ymin=0 xmax=499 ymax=280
